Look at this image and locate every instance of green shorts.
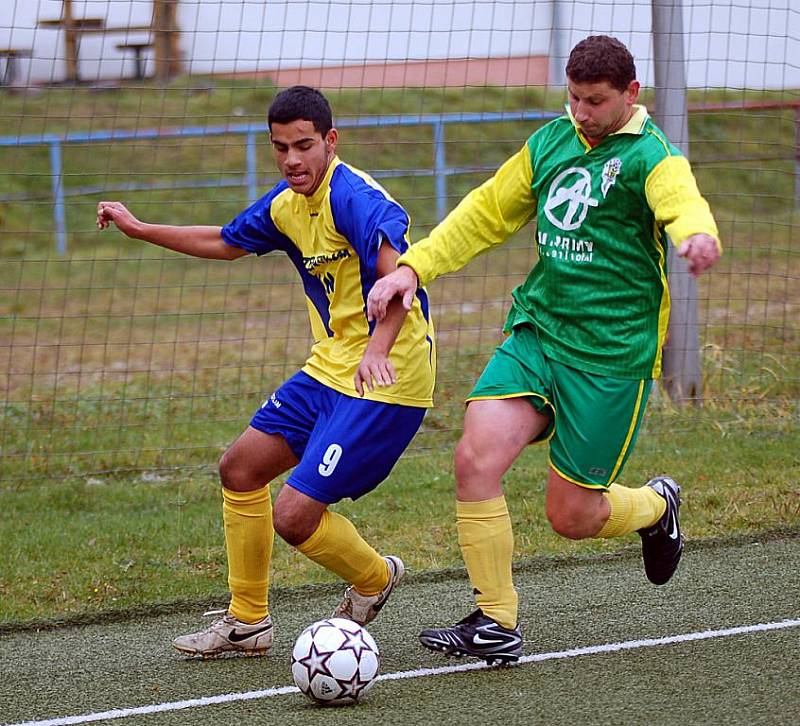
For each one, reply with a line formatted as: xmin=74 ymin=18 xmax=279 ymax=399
xmin=467 ymin=324 xmax=652 ymax=489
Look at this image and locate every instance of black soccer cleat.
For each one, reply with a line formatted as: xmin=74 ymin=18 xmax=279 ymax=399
xmin=638 ymin=476 xmax=685 ymax=585
xmin=419 ymin=608 xmax=523 ymax=665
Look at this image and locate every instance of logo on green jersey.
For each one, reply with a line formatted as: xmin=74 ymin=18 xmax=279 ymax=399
xmin=544 ymin=167 xmax=599 ymax=231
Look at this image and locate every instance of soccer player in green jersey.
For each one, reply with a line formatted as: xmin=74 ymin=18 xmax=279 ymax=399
xmin=368 ymin=35 xmax=720 ymax=664
xmin=97 ymin=86 xmax=435 ymax=658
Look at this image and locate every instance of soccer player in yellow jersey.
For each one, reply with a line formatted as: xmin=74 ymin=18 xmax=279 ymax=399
xmin=97 ymin=86 xmax=435 ymax=658
xmin=368 ymin=36 xmax=720 ymax=664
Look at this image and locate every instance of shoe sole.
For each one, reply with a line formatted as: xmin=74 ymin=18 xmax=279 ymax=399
xmin=172 ymin=644 xmax=271 ymax=659
xmin=372 ymin=556 xmax=404 ymax=614
xmin=642 ymin=478 xmax=684 ymax=585
xmin=334 ymin=555 xmax=405 ymax=625
xmin=646 ymin=534 xmax=685 ymax=586
xmin=358 ymin=555 xmax=405 ymax=624
xmin=419 ymin=635 xmax=521 ymax=666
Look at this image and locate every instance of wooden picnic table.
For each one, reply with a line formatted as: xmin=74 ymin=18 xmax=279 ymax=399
xmin=0 ymin=48 xmax=33 ymax=87
xmin=37 ymin=16 xmax=105 ymax=30
xmin=36 ymin=14 xmax=104 ymax=82
xmin=36 ymin=1 xmax=179 ymax=83
xmin=116 ymin=42 xmax=154 ymax=80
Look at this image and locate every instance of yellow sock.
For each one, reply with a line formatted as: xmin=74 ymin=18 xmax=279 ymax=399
xmin=597 ymin=483 xmax=667 ymax=538
xmin=222 ymin=486 xmax=273 ymax=623
xmin=297 ymin=510 xmax=389 ymax=596
xmin=457 ymin=496 xmax=517 ymax=629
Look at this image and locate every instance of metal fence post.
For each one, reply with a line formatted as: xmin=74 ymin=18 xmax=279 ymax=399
xmin=652 ymin=0 xmax=702 ymax=404
xmin=549 ymin=0 xmax=566 ymax=88
xmin=795 ymin=106 xmax=799 ymax=206
xmin=433 ymin=120 xmax=446 ymax=221
xmin=246 ymin=131 xmax=258 ymax=205
xmin=49 ymin=140 xmax=67 ymax=255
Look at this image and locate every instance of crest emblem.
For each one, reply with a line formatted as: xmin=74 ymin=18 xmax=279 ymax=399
xmin=601 ymin=158 xmax=622 ymax=198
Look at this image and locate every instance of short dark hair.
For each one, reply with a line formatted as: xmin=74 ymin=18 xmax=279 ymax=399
xmin=565 ymin=35 xmax=637 ymax=92
xmin=267 ymin=85 xmax=333 ymax=136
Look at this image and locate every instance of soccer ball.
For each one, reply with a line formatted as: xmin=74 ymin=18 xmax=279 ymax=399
xmin=291 ymin=617 xmax=380 ymax=706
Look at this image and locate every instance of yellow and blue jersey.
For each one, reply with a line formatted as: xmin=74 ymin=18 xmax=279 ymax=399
xmin=221 ymin=156 xmax=435 ymax=407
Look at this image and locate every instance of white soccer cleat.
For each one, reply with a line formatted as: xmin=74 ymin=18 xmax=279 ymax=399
xmin=172 ymin=609 xmax=273 ymax=658
xmin=332 ymin=555 xmax=405 ymax=625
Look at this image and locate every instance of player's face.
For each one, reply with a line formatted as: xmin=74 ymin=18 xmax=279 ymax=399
xmin=270 ymin=119 xmax=337 ymax=196
xmin=567 ymin=78 xmax=640 ymax=143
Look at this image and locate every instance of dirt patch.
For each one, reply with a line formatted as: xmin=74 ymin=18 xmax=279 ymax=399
xmin=220 ymin=54 xmax=549 ymax=88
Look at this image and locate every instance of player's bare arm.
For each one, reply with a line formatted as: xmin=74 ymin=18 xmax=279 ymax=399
xmin=366 ymin=264 xmax=419 ymax=322
xmin=96 ymin=201 xmax=247 ymax=261
xmin=677 ymin=233 xmax=720 ymax=276
xmin=354 ymin=243 xmax=411 ymax=395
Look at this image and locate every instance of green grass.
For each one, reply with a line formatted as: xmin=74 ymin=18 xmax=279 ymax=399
xmin=0 ymin=235 xmax=796 ymax=487
xmin=1 ymin=397 xmax=797 ymax=626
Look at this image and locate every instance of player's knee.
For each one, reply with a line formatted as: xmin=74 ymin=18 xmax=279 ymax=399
xmin=454 ymin=437 xmax=506 ymax=499
xmin=546 ymin=501 xmax=594 ymax=540
xmin=273 ymin=503 xmax=317 ymax=546
xmin=271 ymin=511 xmax=297 ymax=543
xmin=218 ymin=449 xmax=238 ymax=488
xmin=218 ymin=448 xmax=257 ymax=492
xmin=547 ymin=512 xmax=587 ymax=539
xmin=454 ymin=437 xmax=482 ymax=480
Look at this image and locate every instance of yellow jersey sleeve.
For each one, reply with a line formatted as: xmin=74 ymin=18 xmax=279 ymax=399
xmin=398 ymin=145 xmax=536 ymax=285
xmin=645 ymin=155 xmax=721 ymax=251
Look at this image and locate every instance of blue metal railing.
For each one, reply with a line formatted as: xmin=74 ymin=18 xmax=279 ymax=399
xmin=0 ymin=110 xmax=559 ymax=254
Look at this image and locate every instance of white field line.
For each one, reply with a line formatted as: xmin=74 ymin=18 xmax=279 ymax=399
xmin=6 ymin=618 xmax=799 ymax=726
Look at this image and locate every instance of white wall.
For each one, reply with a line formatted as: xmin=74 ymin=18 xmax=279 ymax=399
xmin=550 ymin=0 xmax=800 ymax=89
xmin=1 ymin=0 xmax=798 ymax=88
xmin=2 ymin=0 xmax=153 ymax=83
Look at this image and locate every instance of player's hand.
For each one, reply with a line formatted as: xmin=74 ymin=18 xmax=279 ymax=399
xmin=354 ymin=351 xmax=397 ymax=397
xmin=96 ymin=201 xmax=141 ymax=237
xmin=677 ymin=233 xmax=720 ymax=276
xmin=367 ymin=266 xmax=419 ymax=321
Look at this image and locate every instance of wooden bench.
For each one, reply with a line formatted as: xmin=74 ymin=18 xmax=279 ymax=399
xmin=37 ymin=16 xmax=105 ymax=82
xmin=0 ymin=48 xmax=33 ymax=87
xmin=38 ymin=13 xmax=154 ymax=82
xmin=37 ymin=0 xmax=179 ymax=83
xmin=115 ymin=41 xmax=153 ymax=80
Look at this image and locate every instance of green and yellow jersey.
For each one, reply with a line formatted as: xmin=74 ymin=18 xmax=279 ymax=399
xmin=399 ymin=105 xmax=719 ymax=379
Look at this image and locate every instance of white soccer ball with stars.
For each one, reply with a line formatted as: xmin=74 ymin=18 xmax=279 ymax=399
xmin=291 ymin=617 xmax=380 ymax=706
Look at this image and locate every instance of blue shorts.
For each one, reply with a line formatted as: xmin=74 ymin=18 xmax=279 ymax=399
xmin=250 ymin=371 xmax=426 ymax=504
